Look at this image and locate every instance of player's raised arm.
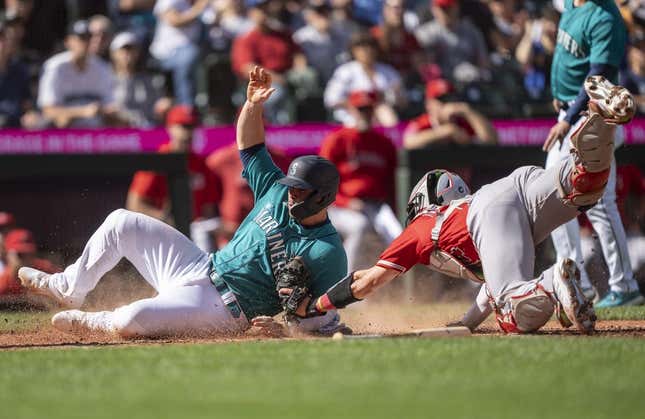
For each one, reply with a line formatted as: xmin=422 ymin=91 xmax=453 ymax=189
xmin=236 ymin=66 xmax=276 ymax=150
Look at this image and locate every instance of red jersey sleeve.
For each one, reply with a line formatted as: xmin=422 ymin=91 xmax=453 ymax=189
xmin=231 ymin=32 xmax=255 ymax=78
xmin=376 ymin=217 xmax=434 ymax=273
xmin=128 ymin=171 xmax=167 ymax=209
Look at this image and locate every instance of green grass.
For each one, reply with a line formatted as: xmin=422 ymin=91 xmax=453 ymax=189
xmin=596 ymin=305 xmax=645 ymax=320
xmin=0 ymin=311 xmax=50 ymax=332
xmin=1 ymin=337 xmax=645 ymax=419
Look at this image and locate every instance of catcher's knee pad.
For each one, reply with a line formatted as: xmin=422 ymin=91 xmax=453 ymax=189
xmin=494 ymin=286 xmax=555 ymax=334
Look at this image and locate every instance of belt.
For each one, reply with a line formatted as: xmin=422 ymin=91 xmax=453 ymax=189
xmin=210 ymin=272 xmax=244 ymax=319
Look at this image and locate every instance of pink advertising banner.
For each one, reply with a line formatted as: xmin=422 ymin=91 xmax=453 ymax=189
xmin=1 ymin=117 xmax=644 ymax=156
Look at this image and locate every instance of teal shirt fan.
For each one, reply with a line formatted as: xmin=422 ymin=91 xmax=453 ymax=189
xmin=551 ymin=0 xmax=626 ymax=102
xmin=210 ymin=146 xmax=348 ymax=319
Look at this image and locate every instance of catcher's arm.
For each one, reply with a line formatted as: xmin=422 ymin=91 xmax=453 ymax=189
xmin=301 ymin=265 xmax=399 ymax=317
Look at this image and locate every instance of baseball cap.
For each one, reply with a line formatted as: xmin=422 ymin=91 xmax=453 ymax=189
xmin=434 ymin=0 xmax=458 ymax=8
xmin=3 ymin=229 xmax=36 ymax=253
xmin=0 ymin=212 xmax=15 ymax=228
xmin=348 ymin=90 xmax=378 ymax=108
xmin=425 ymin=78 xmax=455 ymax=99
xmin=166 ymin=105 xmax=200 ymax=126
xmin=246 ymin=0 xmax=270 ymax=8
xmin=110 ymin=31 xmax=140 ymax=52
xmin=68 ymin=19 xmax=91 ymax=38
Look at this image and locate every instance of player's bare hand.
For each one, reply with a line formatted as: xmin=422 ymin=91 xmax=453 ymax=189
xmin=543 ymin=120 xmax=570 ymax=152
xmin=246 ymin=66 xmax=276 ymax=105
xmin=81 ymin=102 xmax=101 ymax=119
xmin=249 ymin=316 xmax=287 ymax=337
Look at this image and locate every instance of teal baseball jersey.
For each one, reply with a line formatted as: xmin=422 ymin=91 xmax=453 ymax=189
xmin=551 ymin=0 xmax=626 ymax=101
xmin=210 ymin=146 xmax=347 ymax=319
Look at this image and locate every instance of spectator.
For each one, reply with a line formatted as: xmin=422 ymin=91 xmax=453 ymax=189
xmin=88 ymin=14 xmax=114 ymax=62
xmin=110 ymin=31 xmax=171 ymax=127
xmin=320 ymin=90 xmax=402 ymax=271
xmin=205 ymin=143 xmax=291 ymax=248
xmin=149 ymin=0 xmax=209 ymax=105
xmin=370 ymin=0 xmax=423 ymax=79
xmin=0 ymin=229 xmax=60 ymax=299
xmin=515 ymin=4 xmax=558 ymax=101
xmin=621 ymin=33 xmax=645 ymax=115
xmin=36 ymin=19 xmax=118 ymax=128
xmin=7 ymin=0 xmax=67 ymax=61
xmin=127 ymin=105 xmax=222 ymax=252
xmin=0 ymin=20 xmax=31 ymax=128
xmin=293 ymin=1 xmax=348 ymax=85
xmin=487 ymin=0 xmax=526 ymax=55
xmin=415 ymin=0 xmax=490 ymax=84
xmin=202 ymin=0 xmax=254 ymax=52
xmin=329 ymin=0 xmax=361 ymax=41
xmin=201 ymin=0 xmax=253 ymax=124
xmin=324 ymin=31 xmax=403 ymax=127
xmin=106 ymin=0 xmax=156 ymax=43
xmin=403 ymin=78 xmax=498 ymax=149
xmin=0 ymin=212 xmax=16 ymax=273
xmin=231 ymin=0 xmax=306 ymax=124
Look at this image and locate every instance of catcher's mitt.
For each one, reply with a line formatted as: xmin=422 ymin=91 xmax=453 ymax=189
xmin=275 ymin=256 xmax=311 ymax=315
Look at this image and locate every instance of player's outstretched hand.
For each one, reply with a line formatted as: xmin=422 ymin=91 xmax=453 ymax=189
xmin=247 ymin=66 xmax=276 ymax=105
xmin=248 ymin=315 xmax=287 ymax=338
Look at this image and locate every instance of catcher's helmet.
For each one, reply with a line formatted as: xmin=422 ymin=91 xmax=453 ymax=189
xmin=405 ymin=169 xmax=470 ymax=224
xmin=277 ymin=155 xmax=340 ymax=220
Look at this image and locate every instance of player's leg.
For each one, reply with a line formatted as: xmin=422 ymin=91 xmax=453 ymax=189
xmin=327 ymin=206 xmax=371 ymax=271
xmin=545 ymin=114 xmax=596 ymax=295
xmin=587 ymin=160 xmax=644 ymax=306
xmin=368 ymin=203 xmax=403 ymax=245
xmin=52 ymin=279 xmax=248 ymax=337
xmin=20 ymin=209 xmax=211 ymax=308
xmin=468 ymin=172 xmax=555 ymax=333
xmin=468 ymin=165 xmax=594 ymax=333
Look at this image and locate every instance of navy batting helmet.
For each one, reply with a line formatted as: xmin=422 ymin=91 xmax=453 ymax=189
xmin=277 ymin=155 xmax=340 ymax=220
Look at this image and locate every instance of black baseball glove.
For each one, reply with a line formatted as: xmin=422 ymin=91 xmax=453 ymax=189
xmin=275 ymin=256 xmax=311 ymax=315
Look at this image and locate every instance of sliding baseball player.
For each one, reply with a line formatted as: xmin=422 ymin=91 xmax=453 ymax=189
xmin=17 ymin=67 xmax=348 ymax=337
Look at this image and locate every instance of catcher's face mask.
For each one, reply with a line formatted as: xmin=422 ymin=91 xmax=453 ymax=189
xmin=405 ymin=169 xmax=470 ymax=225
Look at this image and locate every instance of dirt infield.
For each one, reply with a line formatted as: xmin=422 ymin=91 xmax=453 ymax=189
xmin=2 ymin=302 xmax=645 ymax=350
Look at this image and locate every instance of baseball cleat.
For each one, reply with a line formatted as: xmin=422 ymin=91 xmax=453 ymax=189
xmin=584 ymin=75 xmax=635 ymax=125
xmin=582 ymin=286 xmax=597 ymax=302
xmin=595 ymin=290 xmax=645 ymax=308
xmin=552 ymin=259 xmax=596 ymax=334
xmin=18 ymin=267 xmax=83 ymax=309
xmin=51 ymin=310 xmax=113 ymax=334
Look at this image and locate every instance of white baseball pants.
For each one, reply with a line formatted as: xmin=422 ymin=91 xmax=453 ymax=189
xmin=50 ymin=209 xmax=248 ymax=336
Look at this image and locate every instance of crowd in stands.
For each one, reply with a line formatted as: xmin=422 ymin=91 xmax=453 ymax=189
xmin=0 ymin=0 xmax=643 ymax=130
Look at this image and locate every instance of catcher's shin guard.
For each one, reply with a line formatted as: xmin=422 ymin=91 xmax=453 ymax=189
xmin=559 ymin=78 xmax=635 ymax=207
xmin=490 ymin=285 xmax=555 ymax=334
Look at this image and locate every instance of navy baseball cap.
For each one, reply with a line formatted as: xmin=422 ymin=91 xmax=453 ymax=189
xmin=68 ymin=20 xmax=91 ymax=38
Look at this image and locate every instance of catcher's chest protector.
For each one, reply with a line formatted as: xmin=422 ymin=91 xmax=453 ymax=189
xmin=425 ymin=199 xmax=484 ymax=284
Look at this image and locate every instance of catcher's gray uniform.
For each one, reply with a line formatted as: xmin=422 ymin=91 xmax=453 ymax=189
xmin=461 ymin=157 xmax=582 ymax=330
xmin=546 ymin=112 xmax=639 ymax=295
